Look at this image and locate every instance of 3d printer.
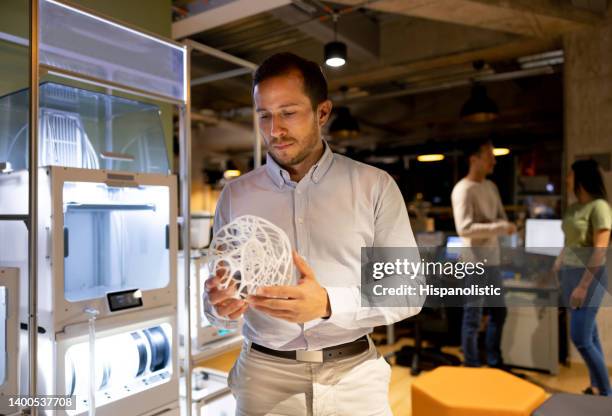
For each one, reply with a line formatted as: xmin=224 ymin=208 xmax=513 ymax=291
xmin=0 ymin=82 xmax=179 ymax=416
xmin=0 ymin=1 xmax=190 ymax=414
xmin=0 ymin=268 xmax=19 ymax=416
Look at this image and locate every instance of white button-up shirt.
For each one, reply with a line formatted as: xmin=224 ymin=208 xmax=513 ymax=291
xmin=204 ymin=141 xmax=422 ymax=350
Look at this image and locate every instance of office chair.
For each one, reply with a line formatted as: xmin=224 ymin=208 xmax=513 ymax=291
xmin=395 ymin=306 xmax=463 ymax=375
xmin=394 ymin=235 xmax=463 ymax=375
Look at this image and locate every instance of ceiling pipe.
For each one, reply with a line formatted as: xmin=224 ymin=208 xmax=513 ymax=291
xmin=570 ymin=0 xmax=608 ymax=13
xmin=191 ymin=67 xmax=253 ymax=86
xmin=336 ymin=64 xmax=561 ymax=104
xmin=217 ymin=0 xmax=382 ymax=52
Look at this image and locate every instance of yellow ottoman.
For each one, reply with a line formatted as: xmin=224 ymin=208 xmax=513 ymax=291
xmin=411 ymin=366 xmax=548 ymax=416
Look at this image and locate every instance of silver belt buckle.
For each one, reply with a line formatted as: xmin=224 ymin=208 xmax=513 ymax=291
xmin=296 ymin=349 xmax=324 ymax=363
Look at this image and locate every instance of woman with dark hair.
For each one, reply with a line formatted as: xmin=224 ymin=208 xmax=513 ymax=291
xmin=553 ymin=159 xmax=611 ymax=396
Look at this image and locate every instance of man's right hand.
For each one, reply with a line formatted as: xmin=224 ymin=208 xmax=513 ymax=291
xmin=205 ymin=269 xmax=248 ymax=320
xmin=506 ymin=223 xmax=517 ymax=235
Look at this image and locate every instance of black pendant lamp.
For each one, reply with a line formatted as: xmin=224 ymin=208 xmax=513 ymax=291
xmin=460 ymin=83 xmax=499 ymax=122
xmin=325 ymin=42 xmax=347 ymax=67
xmin=325 ymin=13 xmax=347 ymax=68
xmin=329 ymin=106 xmax=359 ymax=139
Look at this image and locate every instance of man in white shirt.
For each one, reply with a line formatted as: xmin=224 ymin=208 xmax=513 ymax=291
xmin=451 ymin=139 xmax=516 ymax=368
xmin=204 ymin=53 xmax=423 ymax=415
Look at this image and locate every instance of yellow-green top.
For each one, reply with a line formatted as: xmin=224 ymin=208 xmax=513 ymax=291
xmin=562 ymin=199 xmax=612 ymax=266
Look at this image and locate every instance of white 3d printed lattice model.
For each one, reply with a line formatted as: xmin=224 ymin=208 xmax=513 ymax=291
xmin=206 ymin=215 xmax=294 ymax=298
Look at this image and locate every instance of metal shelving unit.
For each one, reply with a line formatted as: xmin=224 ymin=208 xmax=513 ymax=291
xmin=1 ymin=1 xmax=192 ymax=414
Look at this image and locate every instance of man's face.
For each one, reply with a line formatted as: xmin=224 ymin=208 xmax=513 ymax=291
xmin=471 ymin=143 xmax=496 ymax=175
xmin=254 ymin=70 xmax=330 ymax=168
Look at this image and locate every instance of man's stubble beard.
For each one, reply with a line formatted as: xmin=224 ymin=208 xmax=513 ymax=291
xmin=269 ymin=122 xmax=320 ymax=168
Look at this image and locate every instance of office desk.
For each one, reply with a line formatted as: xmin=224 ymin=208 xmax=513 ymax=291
xmin=502 ymin=279 xmax=560 ymax=374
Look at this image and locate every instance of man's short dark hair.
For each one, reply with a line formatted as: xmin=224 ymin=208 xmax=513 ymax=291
xmin=253 ymin=53 xmax=328 ymax=110
xmin=464 ymin=138 xmax=493 ymax=160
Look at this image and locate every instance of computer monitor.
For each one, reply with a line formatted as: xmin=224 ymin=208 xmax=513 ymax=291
xmin=445 ymin=236 xmax=464 ymax=261
xmin=416 ymin=231 xmax=446 ymax=247
xmin=525 ymin=219 xmax=564 ymax=256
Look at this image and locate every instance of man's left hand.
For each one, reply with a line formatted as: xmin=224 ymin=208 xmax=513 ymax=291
xmin=247 ymin=251 xmax=331 ymax=323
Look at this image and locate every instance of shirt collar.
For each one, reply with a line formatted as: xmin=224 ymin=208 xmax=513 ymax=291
xmin=265 ymin=140 xmax=334 ymax=189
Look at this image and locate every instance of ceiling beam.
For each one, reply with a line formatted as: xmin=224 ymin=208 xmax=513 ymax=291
xmin=330 ymin=0 xmax=603 ymax=37
xmin=270 ymin=5 xmax=379 ymax=62
xmin=172 ymin=0 xmax=292 ymax=39
xmin=328 ymin=37 xmax=559 ymax=89
xmin=570 ymin=0 xmax=608 ymax=14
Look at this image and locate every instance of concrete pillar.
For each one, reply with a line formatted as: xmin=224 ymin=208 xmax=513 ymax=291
xmin=564 ymin=9 xmax=612 ymax=366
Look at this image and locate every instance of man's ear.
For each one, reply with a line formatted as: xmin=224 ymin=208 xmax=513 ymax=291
xmin=317 ymin=100 xmax=333 ymax=127
xmin=469 ymin=154 xmax=477 ymax=166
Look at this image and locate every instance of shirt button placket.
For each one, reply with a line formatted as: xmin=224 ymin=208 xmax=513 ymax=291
xmin=295 ymin=186 xmax=308 ymax=344
xmin=295 ymin=187 xmax=302 ymax=253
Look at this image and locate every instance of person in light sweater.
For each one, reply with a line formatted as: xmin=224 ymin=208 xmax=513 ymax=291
xmin=451 ymin=139 xmax=516 ymax=367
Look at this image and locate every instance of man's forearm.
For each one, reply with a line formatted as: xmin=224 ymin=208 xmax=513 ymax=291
xmin=457 ymin=220 xmax=509 ymax=239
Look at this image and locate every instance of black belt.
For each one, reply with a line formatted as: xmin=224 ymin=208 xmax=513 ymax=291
xmin=250 ymin=335 xmax=370 ymax=363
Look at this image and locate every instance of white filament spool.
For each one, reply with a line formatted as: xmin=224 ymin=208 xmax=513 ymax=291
xmin=207 ymin=215 xmax=293 ymax=298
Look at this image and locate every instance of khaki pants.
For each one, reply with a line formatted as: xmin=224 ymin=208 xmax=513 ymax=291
xmin=228 ymin=338 xmax=393 ymax=416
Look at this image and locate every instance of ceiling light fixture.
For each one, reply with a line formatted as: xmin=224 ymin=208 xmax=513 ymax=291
xmin=329 ymin=106 xmax=359 ymax=139
xmin=460 ymin=83 xmax=499 ymax=122
xmin=325 ymin=13 xmax=347 ymax=68
xmin=417 ymin=154 xmax=445 ymax=162
xmin=461 ymin=61 xmax=499 ymax=122
xmin=223 ymin=169 xmax=241 ymax=180
xmin=329 ymin=86 xmax=359 ymax=139
xmin=493 ymin=148 xmax=510 ymax=156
